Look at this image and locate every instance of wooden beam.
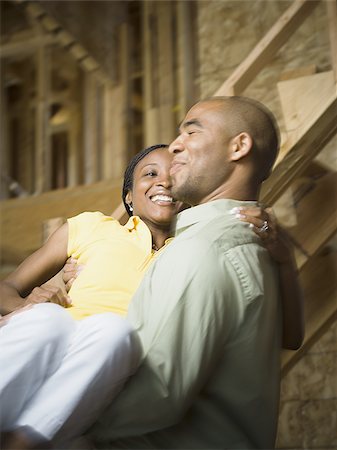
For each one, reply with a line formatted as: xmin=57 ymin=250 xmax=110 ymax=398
xmin=289 ymin=172 xmax=337 ymax=266
xmin=157 ymin=1 xmax=175 ymax=143
xmin=83 ymin=73 xmax=98 ymax=184
xmin=35 ymin=45 xmax=51 ymax=193
xmin=0 ymin=178 xmax=123 ymax=265
xmin=260 ymin=92 xmax=337 ymax=205
xmin=111 ymin=202 xmax=128 ymax=224
xmin=215 ymin=0 xmax=320 ymax=96
xmin=0 ymin=35 xmax=56 ymax=59
xmin=327 ymin=0 xmax=337 ymax=82
xmin=67 ymin=104 xmax=80 ymax=187
xmin=142 ymin=1 xmax=160 ymax=146
xmin=282 ymin=249 xmax=337 ymax=376
xmin=23 ymin=0 xmax=110 ymax=85
xmin=277 ymin=71 xmax=336 ymax=140
xmin=0 ymin=62 xmax=9 ymax=200
xmin=176 ymin=0 xmax=197 ymax=122
xmin=102 ymin=23 xmax=131 ymax=180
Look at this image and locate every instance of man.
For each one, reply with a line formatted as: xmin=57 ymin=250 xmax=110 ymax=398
xmin=89 ymin=96 xmax=282 ymax=449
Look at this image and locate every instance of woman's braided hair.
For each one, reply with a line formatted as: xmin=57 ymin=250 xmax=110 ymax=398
xmin=122 ymin=144 xmax=168 ymax=216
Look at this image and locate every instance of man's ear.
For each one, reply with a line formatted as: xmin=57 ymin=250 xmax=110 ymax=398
xmin=229 ymin=132 xmax=253 ymax=161
xmin=125 ymin=191 xmax=133 ymax=206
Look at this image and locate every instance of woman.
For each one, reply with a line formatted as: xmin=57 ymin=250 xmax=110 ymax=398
xmin=0 ymin=144 xmax=303 ymax=449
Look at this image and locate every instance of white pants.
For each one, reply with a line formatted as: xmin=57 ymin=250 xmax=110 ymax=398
xmin=0 ymin=303 xmax=141 ymax=446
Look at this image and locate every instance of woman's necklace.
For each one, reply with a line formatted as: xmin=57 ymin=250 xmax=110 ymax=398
xmin=152 ymin=243 xmax=159 ymax=252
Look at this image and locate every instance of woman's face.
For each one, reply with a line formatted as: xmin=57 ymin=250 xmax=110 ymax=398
xmin=126 ymin=148 xmax=185 ymax=229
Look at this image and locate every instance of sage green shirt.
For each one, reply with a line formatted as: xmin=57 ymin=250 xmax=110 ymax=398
xmin=91 ymin=199 xmax=282 ymax=449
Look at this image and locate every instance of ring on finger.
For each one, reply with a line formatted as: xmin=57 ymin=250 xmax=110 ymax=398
xmin=259 ymin=220 xmax=269 ymax=233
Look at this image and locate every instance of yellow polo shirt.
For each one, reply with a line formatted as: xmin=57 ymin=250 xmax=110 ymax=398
xmin=66 ymin=212 xmax=170 ymax=320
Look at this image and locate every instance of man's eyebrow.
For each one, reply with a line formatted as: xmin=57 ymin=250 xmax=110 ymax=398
xmin=178 ymin=119 xmax=203 ymax=131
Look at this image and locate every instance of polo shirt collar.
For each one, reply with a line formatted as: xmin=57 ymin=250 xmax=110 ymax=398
xmin=175 ymin=199 xmax=258 ymax=236
xmin=125 ymin=215 xmax=141 ymax=231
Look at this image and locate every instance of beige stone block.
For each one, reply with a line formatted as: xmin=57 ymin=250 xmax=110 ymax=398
xmin=298 ymin=353 xmax=337 ymax=400
xmin=280 ymin=362 xmax=302 ymax=401
xmin=276 ymin=400 xmax=303 ymax=448
xmin=302 ymin=399 xmax=337 ymax=447
xmin=309 ymin=320 xmax=337 ymax=353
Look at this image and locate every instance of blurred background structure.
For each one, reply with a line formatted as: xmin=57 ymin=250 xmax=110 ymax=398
xmin=0 ymin=0 xmax=336 ymax=447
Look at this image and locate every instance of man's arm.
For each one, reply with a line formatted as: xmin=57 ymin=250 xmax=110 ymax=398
xmin=90 ymin=238 xmax=240 ymax=441
xmin=0 ymin=223 xmax=70 ymax=315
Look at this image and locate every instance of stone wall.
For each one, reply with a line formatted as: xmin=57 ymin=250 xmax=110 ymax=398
xmin=197 ymin=1 xmax=336 ymax=447
xmin=277 ymin=322 xmax=337 ymax=448
xmin=197 ymin=0 xmax=331 ymax=125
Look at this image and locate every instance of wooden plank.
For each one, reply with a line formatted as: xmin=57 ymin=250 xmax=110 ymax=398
xmin=102 ymin=23 xmax=131 ymax=180
xmin=0 ymin=62 xmax=9 ymax=200
xmin=119 ymin=23 xmax=132 ymax=161
xmin=157 ymin=1 xmax=175 ymax=144
xmin=102 ymin=84 xmax=114 ymax=180
xmin=289 ymin=172 xmax=337 ymax=264
xmin=0 ymin=178 xmax=123 ymax=265
xmin=278 ymin=64 xmax=317 ymax=82
xmin=327 ymin=0 xmax=337 ymax=82
xmin=19 ymin=61 xmax=34 ymax=193
xmin=260 ymin=92 xmax=337 ymax=205
xmin=111 ymin=202 xmax=128 ymax=224
xmin=0 ymin=35 xmax=56 ymax=58
xmin=215 ymin=0 xmax=320 ymax=96
xmin=108 ymin=85 xmax=129 ymax=179
xmin=83 ymin=72 xmax=98 ymax=184
xmin=67 ymin=104 xmax=80 ymax=187
xmin=42 ymin=217 xmax=65 ymax=243
xmin=282 ymin=250 xmax=337 ymax=376
xmin=35 ymin=45 xmax=51 ymax=193
xmin=277 ymin=71 xmax=335 ymax=137
xmin=142 ymin=1 xmax=160 ymax=146
xmin=176 ymin=0 xmax=197 ymax=121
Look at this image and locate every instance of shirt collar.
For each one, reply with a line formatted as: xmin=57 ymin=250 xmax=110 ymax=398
xmin=175 ymin=199 xmax=258 ymax=236
xmin=124 ymin=215 xmax=141 ymax=231
xmin=124 ymin=215 xmax=173 ymax=251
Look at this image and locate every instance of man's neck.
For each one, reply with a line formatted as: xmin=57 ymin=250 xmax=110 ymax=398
xmin=196 ymin=183 xmax=260 ymax=206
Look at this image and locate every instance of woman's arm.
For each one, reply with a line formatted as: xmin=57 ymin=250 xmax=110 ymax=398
xmin=232 ymin=206 xmax=305 ymax=350
xmin=0 ymin=223 xmax=71 ymax=315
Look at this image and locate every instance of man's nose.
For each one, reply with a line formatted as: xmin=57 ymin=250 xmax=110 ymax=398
xmin=168 ymin=136 xmax=184 ymax=154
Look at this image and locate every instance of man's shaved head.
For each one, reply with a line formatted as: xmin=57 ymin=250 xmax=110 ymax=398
xmin=198 ymin=96 xmax=280 ymax=181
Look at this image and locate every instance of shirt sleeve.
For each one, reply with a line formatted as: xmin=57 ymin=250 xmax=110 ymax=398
xmin=90 ymin=236 xmax=243 ymax=442
xmin=67 ymin=211 xmax=106 ymax=258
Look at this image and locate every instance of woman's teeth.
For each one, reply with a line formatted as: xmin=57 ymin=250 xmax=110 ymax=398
xmin=151 ymin=195 xmax=174 ymax=203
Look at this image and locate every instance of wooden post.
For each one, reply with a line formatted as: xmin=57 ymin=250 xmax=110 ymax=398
xmin=326 ymin=0 xmax=337 ymax=82
xmin=0 ymin=61 xmax=9 ymax=199
xmin=142 ymin=1 xmax=160 ymax=146
xmin=67 ymin=103 xmax=80 ymax=187
xmin=35 ymin=45 xmax=51 ymax=193
xmin=157 ymin=1 xmax=175 ymax=144
xmin=102 ymin=23 xmax=131 ymax=180
xmin=83 ymin=72 xmax=98 ymax=184
xmin=176 ymin=0 xmax=197 ymax=122
xmin=20 ymin=60 xmax=34 ymax=193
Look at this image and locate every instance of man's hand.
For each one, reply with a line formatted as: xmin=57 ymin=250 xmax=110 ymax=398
xmin=63 ymin=257 xmax=83 ymax=292
xmin=24 ymin=285 xmax=72 ymax=308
